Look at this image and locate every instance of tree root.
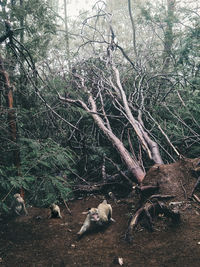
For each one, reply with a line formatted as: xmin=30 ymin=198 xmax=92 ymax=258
xmin=125 ymin=201 xmax=180 ymax=242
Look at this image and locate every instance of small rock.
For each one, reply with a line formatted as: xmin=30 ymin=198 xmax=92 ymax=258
xmin=113 ymin=256 xmax=124 ymax=265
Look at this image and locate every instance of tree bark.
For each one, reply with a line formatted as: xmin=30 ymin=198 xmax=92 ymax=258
xmin=0 ymin=55 xmax=21 ymax=173
xmin=89 ymin=95 xmax=145 ymax=183
xmin=112 ymin=66 xmax=163 ymax=165
xmin=162 ymin=0 xmax=176 ymax=71
xmin=58 ymin=92 xmax=145 ymax=184
xmin=64 ymin=0 xmax=71 ymax=70
xmin=128 ymin=0 xmax=137 ymax=58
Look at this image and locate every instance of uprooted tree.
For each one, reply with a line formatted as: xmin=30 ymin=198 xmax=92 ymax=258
xmin=57 ymin=1 xmax=200 ymax=240
xmin=0 ymin=0 xmax=200 ymax=235
xmin=58 ymin=59 xmax=165 ymax=184
xmin=57 ymin=0 xmax=199 ymax=185
xmin=58 ymin=1 xmax=183 ymax=185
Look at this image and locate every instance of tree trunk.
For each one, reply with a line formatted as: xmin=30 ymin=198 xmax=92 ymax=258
xmin=64 ymin=0 xmax=71 ymax=70
xmin=128 ymin=0 xmax=137 ymax=58
xmin=58 ymin=92 xmax=146 ymax=184
xmin=0 ymin=55 xmax=21 ymax=174
xmin=89 ymin=96 xmax=145 ymax=183
xmin=162 ymin=0 xmax=175 ymax=71
xmin=112 ymin=66 xmax=163 ymax=165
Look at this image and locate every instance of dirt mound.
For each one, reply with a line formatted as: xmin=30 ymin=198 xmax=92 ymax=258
xmin=0 ymin=194 xmax=200 ymax=267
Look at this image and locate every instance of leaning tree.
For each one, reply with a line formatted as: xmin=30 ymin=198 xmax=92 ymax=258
xmin=57 ymin=0 xmax=200 ymax=240
xmin=58 ymin=1 xmax=182 ymax=185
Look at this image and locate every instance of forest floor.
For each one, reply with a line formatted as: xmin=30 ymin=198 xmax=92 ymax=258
xmin=0 ymin=194 xmax=200 ymax=267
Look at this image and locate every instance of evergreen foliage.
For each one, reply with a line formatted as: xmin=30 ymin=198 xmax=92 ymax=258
xmin=0 ymin=0 xmax=200 ymax=212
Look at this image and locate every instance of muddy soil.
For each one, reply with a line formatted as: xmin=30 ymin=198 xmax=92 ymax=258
xmin=0 ymin=195 xmax=200 ymax=267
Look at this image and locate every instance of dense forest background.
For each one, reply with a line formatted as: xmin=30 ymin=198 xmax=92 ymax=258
xmin=0 ymin=0 xmax=199 ymax=211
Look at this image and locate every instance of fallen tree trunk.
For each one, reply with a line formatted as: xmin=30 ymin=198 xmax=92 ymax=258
xmin=58 ymin=77 xmax=146 ymax=184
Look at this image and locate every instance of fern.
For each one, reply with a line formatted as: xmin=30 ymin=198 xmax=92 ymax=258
xmin=0 ymin=138 xmax=77 ymax=211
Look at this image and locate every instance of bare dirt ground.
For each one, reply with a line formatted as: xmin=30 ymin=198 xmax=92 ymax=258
xmin=0 ymin=194 xmax=200 ymax=267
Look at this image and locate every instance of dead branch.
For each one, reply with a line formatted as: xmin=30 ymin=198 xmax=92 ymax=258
xmin=63 ymin=199 xmax=72 ymax=215
xmin=111 ymin=65 xmax=163 ymax=165
xmin=58 ymin=75 xmax=145 ymax=183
